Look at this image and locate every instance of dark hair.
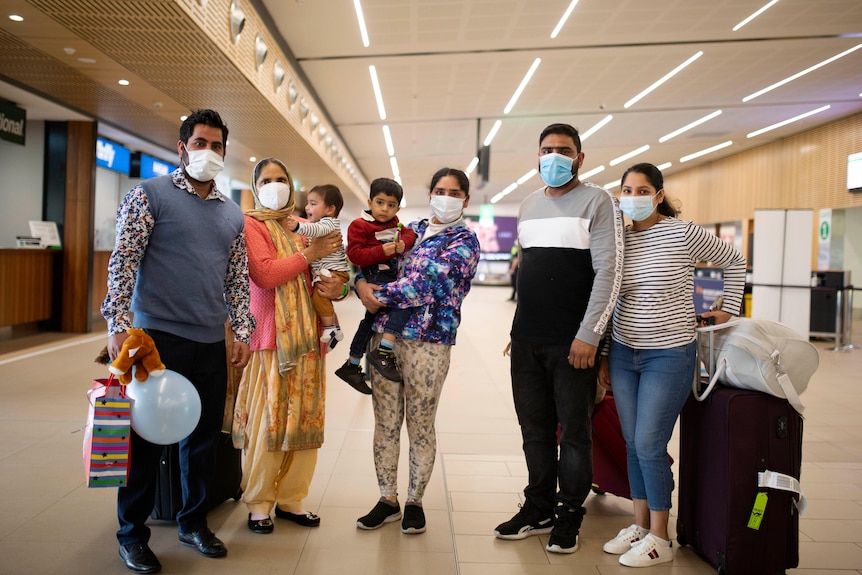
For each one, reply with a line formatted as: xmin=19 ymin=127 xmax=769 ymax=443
xmin=429 ymin=168 xmax=470 ymax=197
xmin=308 ymin=184 xmax=344 ymax=217
xmin=180 ymin=109 xmax=229 ymax=146
xmin=370 ymin=177 xmax=403 ymax=203
xmin=252 ymin=157 xmax=293 ymax=192
xmin=539 ymin=123 xmax=581 ymax=153
xmin=621 ymin=162 xmax=680 ymax=218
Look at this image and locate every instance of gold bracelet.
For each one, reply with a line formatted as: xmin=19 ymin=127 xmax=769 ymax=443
xmin=298 ymin=251 xmax=308 ymax=264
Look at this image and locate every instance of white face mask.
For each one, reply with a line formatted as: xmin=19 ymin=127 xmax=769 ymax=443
xmin=430 ymin=195 xmax=464 ymax=224
xmin=184 ymin=147 xmax=224 ymax=182
xmin=257 ymin=182 xmax=292 ymax=210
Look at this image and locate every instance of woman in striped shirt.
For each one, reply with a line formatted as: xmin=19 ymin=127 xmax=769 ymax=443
xmin=599 ymin=163 xmax=746 ymax=568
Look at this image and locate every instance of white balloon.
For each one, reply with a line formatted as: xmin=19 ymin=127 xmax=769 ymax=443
xmin=125 ymin=368 xmax=202 ymax=445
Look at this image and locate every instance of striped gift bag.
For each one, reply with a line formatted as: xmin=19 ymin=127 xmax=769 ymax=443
xmin=83 ymin=375 xmax=131 ymax=487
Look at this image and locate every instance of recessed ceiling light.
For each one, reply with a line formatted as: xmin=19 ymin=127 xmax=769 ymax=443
xmin=118 ymin=79 xmax=130 ymax=86
xmin=180 ymin=115 xmax=188 ymax=121
xmin=249 ymin=156 xmax=256 ymax=162
xmin=63 ymin=47 xmax=76 ymax=55
xmin=9 ymin=15 xmax=24 ymax=22
xmin=77 ymin=57 xmax=96 ymax=64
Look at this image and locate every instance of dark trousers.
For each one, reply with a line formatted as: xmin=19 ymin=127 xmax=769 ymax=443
xmin=116 ymin=330 xmax=227 ymax=545
xmin=510 ymin=338 xmax=597 ymax=517
xmin=348 ymin=268 xmax=410 ymax=359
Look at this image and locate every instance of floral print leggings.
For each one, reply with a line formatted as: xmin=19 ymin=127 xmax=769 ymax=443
xmin=369 ymin=334 xmax=451 ymax=504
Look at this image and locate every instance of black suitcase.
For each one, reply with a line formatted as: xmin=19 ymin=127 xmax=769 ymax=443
xmin=151 ymin=432 xmax=243 ymax=520
xmin=676 ymin=387 xmax=803 ymax=575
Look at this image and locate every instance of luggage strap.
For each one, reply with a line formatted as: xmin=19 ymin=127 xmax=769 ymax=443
xmin=758 ymin=470 xmax=807 ymax=515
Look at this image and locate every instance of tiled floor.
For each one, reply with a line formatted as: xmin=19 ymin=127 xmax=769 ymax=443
xmin=1 ymin=286 xmax=860 ymax=574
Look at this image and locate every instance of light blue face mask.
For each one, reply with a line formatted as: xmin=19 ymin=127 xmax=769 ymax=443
xmin=539 ymin=153 xmax=575 ymax=187
xmin=619 ymin=195 xmax=657 ymax=221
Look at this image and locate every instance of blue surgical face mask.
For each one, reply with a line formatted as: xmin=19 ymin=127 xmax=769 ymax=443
xmin=539 ymin=153 xmax=575 ymax=187
xmin=619 ymin=195 xmax=657 ymax=221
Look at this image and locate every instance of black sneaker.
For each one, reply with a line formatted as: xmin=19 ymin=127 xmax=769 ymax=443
xmin=356 ymin=499 xmax=401 ymax=530
xmin=368 ymin=348 xmax=402 ymax=381
xmin=335 ymin=360 xmax=372 ymax=395
xmin=494 ymin=501 xmax=553 ymax=540
xmin=401 ymin=503 xmax=426 ymax=534
xmin=545 ymin=503 xmax=584 ymax=554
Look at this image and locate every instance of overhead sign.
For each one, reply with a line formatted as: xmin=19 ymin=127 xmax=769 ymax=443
xmin=0 ymin=100 xmax=26 ymax=146
xmin=138 ymin=153 xmax=177 ymax=179
xmin=96 ymin=137 xmax=131 ymax=174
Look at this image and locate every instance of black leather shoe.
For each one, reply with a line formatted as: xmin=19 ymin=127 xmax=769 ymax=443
xmin=119 ymin=543 xmax=161 ymax=574
xmin=178 ymin=527 xmax=227 ymax=557
xmin=248 ymin=513 xmax=274 ymax=534
xmin=274 ymin=507 xmax=321 ymax=527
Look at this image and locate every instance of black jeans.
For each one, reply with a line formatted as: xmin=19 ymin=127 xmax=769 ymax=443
xmin=510 ymin=338 xmax=597 ymax=517
xmin=116 ymin=330 xmax=227 ymax=545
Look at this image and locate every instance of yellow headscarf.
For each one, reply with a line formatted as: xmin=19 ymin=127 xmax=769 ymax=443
xmin=246 ymin=158 xmax=317 ymax=373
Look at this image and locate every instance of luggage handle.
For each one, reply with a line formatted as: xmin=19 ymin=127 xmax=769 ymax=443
xmin=758 ymin=470 xmax=807 ymax=515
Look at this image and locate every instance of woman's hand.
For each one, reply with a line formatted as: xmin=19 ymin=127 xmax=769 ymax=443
xmin=700 ymin=310 xmax=733 ymax=325
xmin=305 ymin=231 xmax=342 ymax=261
xmin=355 ymin=278 xmax=384 ymax=313
xmin=598 ymin=356 xmax=612 ymax=391
xmin=317 ymin=274 xmax=346 ymax=300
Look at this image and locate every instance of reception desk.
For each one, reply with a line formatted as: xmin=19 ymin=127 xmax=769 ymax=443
xmin=0 ymin=249 xmax=61 ymax=327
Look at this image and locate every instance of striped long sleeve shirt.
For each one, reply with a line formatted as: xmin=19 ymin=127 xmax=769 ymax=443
xmin=612 ymin=217 xmax=746 ymax=349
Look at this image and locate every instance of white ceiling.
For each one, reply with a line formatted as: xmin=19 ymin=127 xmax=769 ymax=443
xmin=1 ymin=0 xmax=861 ymax=212
xmin=262 ymin=0 xmax=862 ymax=205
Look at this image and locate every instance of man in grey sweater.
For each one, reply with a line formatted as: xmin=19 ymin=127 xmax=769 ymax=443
xmin=494 ymin=123 xmax=624 ymax=554
xmin=102 ymin=109 xmax=251 ymax=574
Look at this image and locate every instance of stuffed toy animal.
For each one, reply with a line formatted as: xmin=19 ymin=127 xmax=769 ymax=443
xmin=107 ymin=328 xmax=166 ymax=384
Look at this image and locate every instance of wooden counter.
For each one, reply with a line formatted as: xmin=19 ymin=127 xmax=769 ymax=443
xmin=0 ymin=249 xmax=60 ymax=326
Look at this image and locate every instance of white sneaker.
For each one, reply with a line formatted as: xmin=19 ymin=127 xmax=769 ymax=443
xmin=603 ymin=524 xmax=648 ymax=554
xmin=619 ymin=533 xmax=674 ymax=567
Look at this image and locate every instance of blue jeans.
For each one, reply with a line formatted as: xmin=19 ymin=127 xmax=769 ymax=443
xmin=608 ymin=339 xmax=696 ymax=511
xmin=510 ymin=338 xmax=597 ymax=516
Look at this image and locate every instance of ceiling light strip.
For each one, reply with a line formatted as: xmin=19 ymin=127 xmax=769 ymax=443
xmin=581 ymin=115 xmax=613 ymax=141
xmin=466 ymin=156 xmax=479 ymax=175
xmin=604 ymin=179 xmax=622 ymax=190
xmin=656 ymin=162 xmax=672 ymax=171
xmin=369 ymin=65 xmax=387 ymax=119
xmin=517 ymin=169 xmax=537 ymax=185
xmin=353 ymin=0 xmax=370 ymax=47
xmin=389 ymin=156 xmax=401 ymax=182
xmin=504 ymin=58 xmax=542 ymax=114
xmin=550 ymin=0 xmax=581 ymax=39
xmin=746 ymin=105 xmax=831 ymax=138
xmin=382 ymin=125 xmax=395 ymax=156
xmin=624 ymin=51 xmax=703 ymax=109
xmin=581 ymin=165 xmax=606 ymax=179
xmin=609 ymin=144 xmax=651 ymax=167
xmin=659 ymin=110 xmax=722 ymax=143
xmin=680 ymin=140 xmax=733 ymax=163
xmin=483 ymin=120 xmax=502 ymax=146
xmin=733 ymin=0 xmax=781 ymax=32
xmin=743 ymin=44 xmax=862 ymax=102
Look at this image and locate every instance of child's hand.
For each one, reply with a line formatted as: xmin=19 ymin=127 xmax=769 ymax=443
xmin=285 ymin=215 xmax=299 ymax=231
xmin=381 ymin=241 xmax=397 ymax=257
xmin=395 ymin=240 xmax=406 ymax=254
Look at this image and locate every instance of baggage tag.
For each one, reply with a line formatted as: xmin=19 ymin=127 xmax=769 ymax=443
xmin=747 ymin=492 xmax=768 ymax=530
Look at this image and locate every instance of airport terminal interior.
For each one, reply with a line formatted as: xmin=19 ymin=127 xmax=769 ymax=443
xmin=0 ymin=290 xmax=861 ymax=574
xmin=2 ymin=0 xmax=862 ymax=573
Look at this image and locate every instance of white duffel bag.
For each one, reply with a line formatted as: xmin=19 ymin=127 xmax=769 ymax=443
xmin=693 ymin=318 xmax=819 ymax=415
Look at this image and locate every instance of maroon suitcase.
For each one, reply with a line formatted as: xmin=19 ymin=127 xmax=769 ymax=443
xmin=676 ymin=387 xmax=803 ymax=575
xmin=591 ymin=395 xmax=633 ymax=499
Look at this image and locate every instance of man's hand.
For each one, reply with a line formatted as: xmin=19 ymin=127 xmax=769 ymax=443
xmin=230 ymin=341 xmax=250 ymax=368
xmin=568 ymin=338 xmax=598 ymax=370
xmin=355 ymin=279 xmax=384 ymax=313
xmin=108 ymin=332 xmax=130 ymax=361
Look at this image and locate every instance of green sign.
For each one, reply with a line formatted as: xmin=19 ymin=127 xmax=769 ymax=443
xmin=0 ymin=100 xmax=26 ymax=146
xmin=819 ymin=221 xmax=830 ymax=241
